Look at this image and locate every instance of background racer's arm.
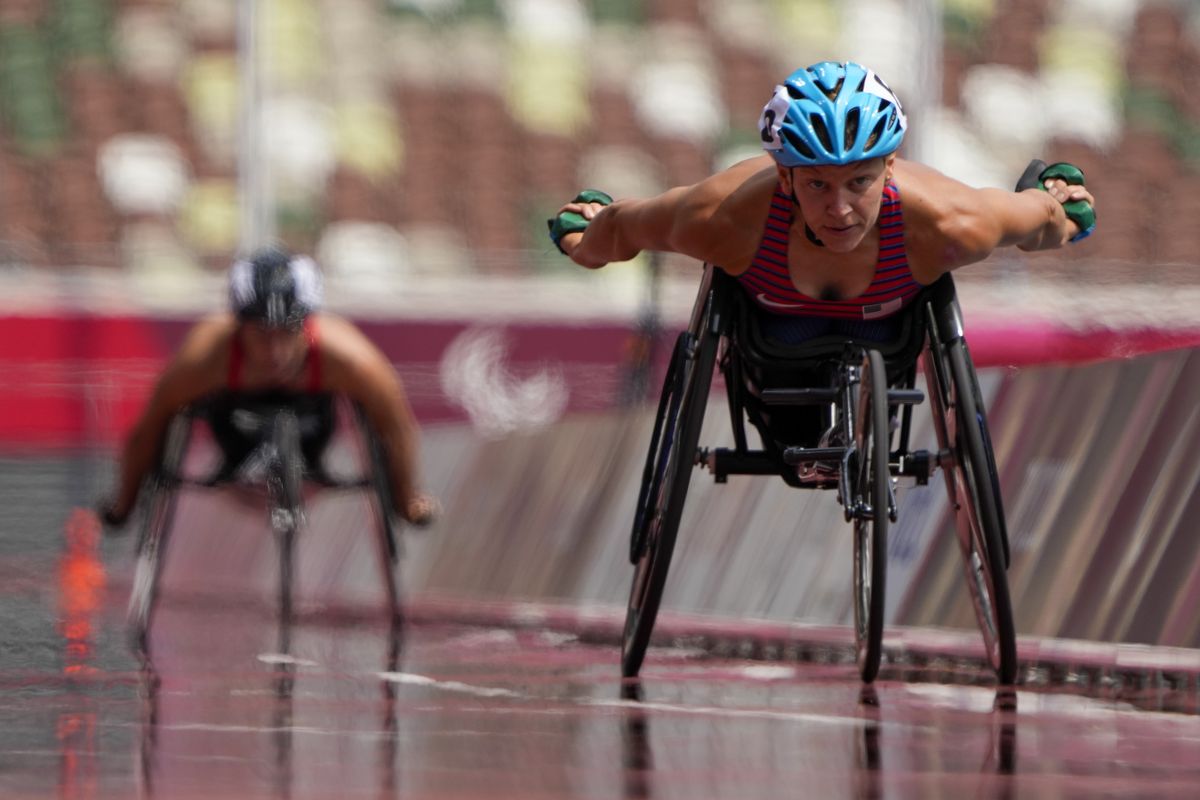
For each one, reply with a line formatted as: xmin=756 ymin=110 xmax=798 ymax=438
xmin=321 ymin=317 xmax=427 ymax=520
xmin=107 ymin=320 xmax=224 ymax=521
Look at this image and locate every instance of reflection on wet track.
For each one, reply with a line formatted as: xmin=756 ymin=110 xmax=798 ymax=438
xmin=5 ymin=595 xmax=1200 ymax=799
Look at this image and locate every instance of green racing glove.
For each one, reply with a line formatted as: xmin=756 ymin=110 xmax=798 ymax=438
xmin=547 ymin=190 xmax=614 ymax=254
xmin=1014 ymin=159 xmax=1095 ymax=242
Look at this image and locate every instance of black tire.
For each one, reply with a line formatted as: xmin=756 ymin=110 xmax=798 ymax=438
xmin=853 ymin=349 xmax=890 ymax=683
xmin=924 ymin=338 xmax=1017 ymax=684
xmin=127 ymin=415 xmax=191 ymax=657
xmin=271 ymin=412 xmax=304 ymax=641
xmin=127 ymin=482 xmax=179 ymax=656
xmin=629 ymin=334 xmax=686 ymax=565
xmin=273 ymin=411 xmax=304 ymax=514
xmin=362 ymin=413 xmax=402 ymax=624
xmin=622 ymin=314 xmax=719 ymax=678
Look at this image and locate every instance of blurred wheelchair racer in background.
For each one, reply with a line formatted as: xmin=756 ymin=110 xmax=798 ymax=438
xmin=99 ymin=246 xmax=439 ymax=530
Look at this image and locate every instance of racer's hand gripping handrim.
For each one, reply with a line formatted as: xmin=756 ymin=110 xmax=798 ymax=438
xmin=547 ymin=189 xmax=613 ymax=255
xmin=1015 ymin=159 xmax=1096 ymax=242
xmin=401 ymin=492 xmax=440 ymax=528
xmin=96 ymin=497 xmax=132 ymax=534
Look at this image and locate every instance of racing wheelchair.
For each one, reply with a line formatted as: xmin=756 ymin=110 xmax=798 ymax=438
xmin=624 ymin=265 xmax=1017 ymax=685
xmin=127 ymin=396 xmax=402 ymax=658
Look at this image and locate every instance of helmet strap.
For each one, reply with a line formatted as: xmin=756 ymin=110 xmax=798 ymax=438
xmin=803 ymin=222 xmax=825 ymax=247
xmin=786 ymin=170 xmax=825 ymax=247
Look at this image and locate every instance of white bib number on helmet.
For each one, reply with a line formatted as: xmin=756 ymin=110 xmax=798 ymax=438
xmin=861 ymin=70 xmax=907 ymax=131
xmin=758 ymin=85 xmax=792 ymax=151
xmin=289 ymin=256 xmax=323 ymax=310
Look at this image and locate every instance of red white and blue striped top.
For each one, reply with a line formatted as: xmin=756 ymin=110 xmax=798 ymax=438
xmin=736 ymin=182 xmax=922 ymax=320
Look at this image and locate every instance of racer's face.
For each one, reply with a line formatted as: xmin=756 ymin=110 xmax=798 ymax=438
xmin=240 ymin=321 xmax=307 ymax=383
xmin=779 ymin=155 xmax=894 ymax=253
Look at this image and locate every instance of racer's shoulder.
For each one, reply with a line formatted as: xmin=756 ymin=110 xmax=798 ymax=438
xmin=675 ymin=156 xmax=778 ymax=259
xmin=175 ymin=313 xmax=237 ymax=365
xmin=694 ymin=154 xmax=778 ymax=204
xmin=310 ymin=313 xmax=393 ymax=382
xmin=893 ymin=160 xmax=1017 ymax=277
xmin=148 ymin=314 xmax=231 ymax=407
xmin=891 ymin=159 xmax=988 ymax=224
xmin=892 ymin=159 xmax=958 ymax=200
xmin=310 ymin=311 xmax=371 ymax=349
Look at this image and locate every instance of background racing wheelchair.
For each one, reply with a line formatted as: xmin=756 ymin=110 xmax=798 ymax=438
xmin=624 ymin=264 xmax=1017 ymax=685
xmin=126 ymin=391 xmax=403 ymax=659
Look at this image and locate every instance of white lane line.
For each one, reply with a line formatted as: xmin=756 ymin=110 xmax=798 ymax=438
xmin=257 ymin=653 xmax=320 ymax=667
xmin=583 ymin=696 xmax=868 ymax=728
xmin=735 ymin=665 xmax=799 ymax=680
xmin=380 ymin=671 xmax=523 ymax=699
xmin=377 ymin=670 xmax=869 ymax=728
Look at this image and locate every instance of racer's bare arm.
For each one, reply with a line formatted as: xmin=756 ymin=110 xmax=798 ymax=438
xmin=319 ymin=315 xmax=436 ymax=525
xmin=898 ymin=160 xmax=1096 ymax=283
xmin=103 ymin=317 xmax=228 ymax=525
xmin=558 ymin=156 xmax=776 ymax=271
xmin=558 ymin=154 xmax=1094 ymax=283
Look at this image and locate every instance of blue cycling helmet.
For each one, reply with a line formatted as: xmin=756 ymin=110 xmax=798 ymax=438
xmin=228 ymin=246 xmax=323 ymax=329
xmin=759 ymin=61 xmax=907 ymax=167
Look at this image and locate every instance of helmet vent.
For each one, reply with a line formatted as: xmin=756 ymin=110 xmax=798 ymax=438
xmin=786 ymin=84 xmax=804 ymax=100
xmin=818 ymin=78 xmax=843 ymax=102
xmin=844 ymin=107 xmax=861 ymax=151
xmin=866 ymin=116 xmax=888 ymax=151
xmin=810 ymin=113 xmax=834 ymax=153
xmin=781 ymin=127 xmax=816 ymax=160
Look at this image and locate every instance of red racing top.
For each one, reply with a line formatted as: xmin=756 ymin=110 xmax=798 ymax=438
xmin=737 ymin=182 xmax=922 ymax=320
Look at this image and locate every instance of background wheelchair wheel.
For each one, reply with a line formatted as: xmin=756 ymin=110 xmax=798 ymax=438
xmin=622 ymin=322 xmax=718 ymax=678
xmin=270 ymin=411 xmax=304 ymax=644
xmin=128 ymin=482 xmax=179 ymax=656
xmin=926 ymin=339 xmax=1017 ymax=684
xmin=363 ymin=415 xmax=403 ymax=625
xmin=127 ymin=414 xmax=191 ymax=657
xmin=853 ymin=349 xmax=890 ymax=683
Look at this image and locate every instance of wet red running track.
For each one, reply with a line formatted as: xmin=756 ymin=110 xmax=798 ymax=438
xmin=5 ymin=588 xmax=1200 ymax=800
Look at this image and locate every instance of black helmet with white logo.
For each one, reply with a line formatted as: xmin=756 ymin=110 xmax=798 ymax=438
xmin=228 ymin=246 xmax=323 ymax=329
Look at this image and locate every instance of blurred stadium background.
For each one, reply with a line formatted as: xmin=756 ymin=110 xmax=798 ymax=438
xmin=1 ymin=0 xmax=1199 ymax=652
xmin=3 ymin=0 xmax=1200 ymax=281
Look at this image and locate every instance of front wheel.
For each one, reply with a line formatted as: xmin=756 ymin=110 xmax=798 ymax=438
xmin=270 ymin=412 xmax=304 ymax=647
xmin=127 ymin=414 xmax=192 ymax=657
xmin=128 ymin=483 xmax=179 ymax=657
xmin=853 ymin=349 xmax=890 ymax=683
xmin=622 ymin=322 xmax=718 ymax=678
xmin=924 ymin=338 xmax=1017 ymax=684
xmin=362 ymin=410 xmax=402 ymax=625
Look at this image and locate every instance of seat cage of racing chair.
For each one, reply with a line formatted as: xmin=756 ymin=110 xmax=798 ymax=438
xmin=152 ymin=397 xmax=377 ymax=494
xmin=708 ymin=268 xmax=952 ymax=488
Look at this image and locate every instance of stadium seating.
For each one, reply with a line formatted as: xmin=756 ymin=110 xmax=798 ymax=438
xmin=0 ymin=0 xmax=1196 ymax=286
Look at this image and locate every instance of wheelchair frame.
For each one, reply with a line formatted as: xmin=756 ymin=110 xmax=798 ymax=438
xmin=623 ymin=265 xmax=1017 ymax=684
xmin=127 ymin=399 xmax=402 ymax=659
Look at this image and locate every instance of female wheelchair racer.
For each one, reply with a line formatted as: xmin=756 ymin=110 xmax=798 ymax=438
xmin=100 ymin=247 xmax=438 ymax=655
xmin=549 ymin=61 xmax=1095 ymax=683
